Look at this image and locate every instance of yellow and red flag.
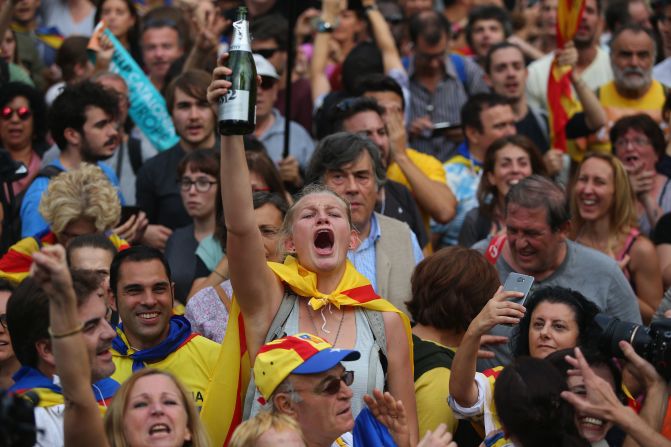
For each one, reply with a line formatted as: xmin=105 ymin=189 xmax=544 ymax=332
xmin=547 ymin=0 xmax=586 ymax=152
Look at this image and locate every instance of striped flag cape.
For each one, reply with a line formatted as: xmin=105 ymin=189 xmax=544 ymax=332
xmin=547 ymin=0 xmax=585 ymax=152
xmin=200 ymin=256 xmax=412 ymax=446
xmin=0 ymin=230 xmax=129 ymax=286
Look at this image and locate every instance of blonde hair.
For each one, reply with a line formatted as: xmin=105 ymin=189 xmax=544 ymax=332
xmin=38 ymin=163 xmax=121 ymax=235
xmin=104 ymin=369 xmax=210 ymax=447
xmin=229 ymin=411 xmax=304 ymax=447
xmin=570 ymin=152 xmax=639 ymax=237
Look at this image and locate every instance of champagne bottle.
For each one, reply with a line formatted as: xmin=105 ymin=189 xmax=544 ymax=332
xmin=218 ymin=7 xmax=257 ymax=135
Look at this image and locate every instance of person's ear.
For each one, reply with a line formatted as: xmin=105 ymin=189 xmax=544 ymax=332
xmin=284 ymin=237 xmax=296 ymax=254
xmin=35 ymin=339 xmax=55 ymax=368
xmin=464 ymin=125 xmax=480 ymax=147
xmin=273 ymin=394 xmax=298 ymax=417
xmin=63 ymin=127 xmax=81 ymax=147
xmin=348 ymin=229 xmax=360 ymax=251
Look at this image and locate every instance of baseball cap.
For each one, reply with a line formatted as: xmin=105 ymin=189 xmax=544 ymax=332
xmin=253 ymin=54 xmax=280 ymax=80
xmin=254 ymin=333 xmax=361 ymax=400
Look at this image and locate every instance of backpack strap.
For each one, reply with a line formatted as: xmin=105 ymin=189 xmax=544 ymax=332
xmin=36 ymin=165 xmax=65 ymax=180
xmin=362 ymin=308 xmax=388 ymax=392
xmin=127 ymin=137 xmax=144 ymax=176
xmin=449 ymin=53 xmax=468 ymax=92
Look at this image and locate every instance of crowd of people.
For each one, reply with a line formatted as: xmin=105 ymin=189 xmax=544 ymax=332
xmin=0 ymin=0 xmax=671 ymax=446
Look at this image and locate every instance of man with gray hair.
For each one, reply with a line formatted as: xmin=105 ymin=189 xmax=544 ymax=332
xmin=306 ymin=133 xmax=423 ymax=315
xmin=474 ymin=175 xmax=642 ymax=367
xmin=586 ymin=23 xmax=666 ymax=152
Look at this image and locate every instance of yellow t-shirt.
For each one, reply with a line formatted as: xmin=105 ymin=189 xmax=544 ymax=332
xmin=387 ymin=148 xmax=446 ymax=233
xmin=575 ymin=80 xmax=667 ymax=157
xmin=112 ymin=333 xmax=219 ymax=411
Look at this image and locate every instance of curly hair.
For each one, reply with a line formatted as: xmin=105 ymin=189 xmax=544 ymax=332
xmin=38 ymin=163 xmax=121 ymax=235
xmin=0 ymin=82 xmax=48 ymax=147
xmin=512 ymin=286 xmax=600 ymax=358
xmin=49 ymin=80 xmax=119 ymax=151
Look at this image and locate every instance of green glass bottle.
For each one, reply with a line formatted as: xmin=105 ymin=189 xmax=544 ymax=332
xmin=218 ymin=7 xmax=257 ymax=135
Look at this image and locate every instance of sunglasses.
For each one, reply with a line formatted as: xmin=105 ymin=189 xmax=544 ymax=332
xmin=314 ymin=370 xmax=354 ymax=395
xmin=259 ymin=76 xmax=278 ymax=90
xmin=1 ymin=106 xmax=32 ymax=121
xmin=255 ymin=48 xmax=280 ymax=59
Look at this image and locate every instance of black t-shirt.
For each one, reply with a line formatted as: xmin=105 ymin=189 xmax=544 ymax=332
xmin=653 ymin=212 xmax=671 ymax=245
xmin=379 ymin=180 xmax=428 ymax=248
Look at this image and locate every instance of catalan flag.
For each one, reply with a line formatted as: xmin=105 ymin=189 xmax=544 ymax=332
xmin=0 ymin=230 xmax=129 ymax=286
xmin=547 ymin=0 xmax=585 ymax=152
xmin=200 ymin=256 xmax=412 ymax=446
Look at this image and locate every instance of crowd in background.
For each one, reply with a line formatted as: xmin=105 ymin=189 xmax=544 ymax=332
xmin=1 ymin=0 xmax=671 ymax=446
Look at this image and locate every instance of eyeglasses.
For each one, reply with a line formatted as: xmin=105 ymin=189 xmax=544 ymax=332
xmin=255 ymin=48 xmax=280 ymax=59
xmin=314 ymin=370 xmax=354 ymax=395
xmin=0 ymin=313 xmax=6 ymax=329
xmin=614 ymin=136 xmax=651 ymax=149
xmin=1 ymin=106 xmax=32 ymax=121
xmin=260 ymin=76 xmax=278 ymax=90
xmin=178 ymin=178 xmax=217 ymax=192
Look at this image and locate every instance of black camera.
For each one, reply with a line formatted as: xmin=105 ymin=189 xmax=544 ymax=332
xmin=0 ymin=389 xmax=38 ymax=447
xmin=594 ymin=314 xmax=671 ymax=381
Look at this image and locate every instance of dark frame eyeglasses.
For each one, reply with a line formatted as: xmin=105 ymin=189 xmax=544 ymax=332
xmin=178 ymin=178 xmax=218 ymax=193
xmin=1 ymin=106 xmax=32 ymax=121
xmin=314 ymin=370 xmax=354 ymax=395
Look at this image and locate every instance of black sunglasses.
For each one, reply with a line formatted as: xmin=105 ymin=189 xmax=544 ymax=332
xmin=260 ymin=76 xmax=278 ymax=90
xmin=255 ymin=48 xmax=280 ymax=59
xmin=1 ymin=106 xmax=32 ymax=121
xmin=315 ymin=370 xmax=354 ymax=395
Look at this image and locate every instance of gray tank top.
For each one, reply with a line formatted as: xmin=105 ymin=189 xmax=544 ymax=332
xmin=248 ymin=301 xmax=385 ymax=418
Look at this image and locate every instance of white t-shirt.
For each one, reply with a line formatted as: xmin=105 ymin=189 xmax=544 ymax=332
xmin=526 ymin=46 xmax=613 ymax=112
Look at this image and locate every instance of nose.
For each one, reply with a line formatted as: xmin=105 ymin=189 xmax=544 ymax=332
xmin=102 ymin=320 xmax=117 ymax=342
xmin=344 ymin=174 xmax=358 ymax=195
xmin=150 ymin=401 xmax=165 ymax=416
xmin=139 ymin=289 xmax=158 ymax=307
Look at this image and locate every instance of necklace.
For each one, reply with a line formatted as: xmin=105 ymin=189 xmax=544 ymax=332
xmin=306 ymin=301 xmax=345 ymax=347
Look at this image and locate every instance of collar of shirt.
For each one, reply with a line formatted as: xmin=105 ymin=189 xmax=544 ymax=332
xmin=353 ymin=213 xmax=380 ymax=253
xmin=455 ymin=141 xmax=483 ymax=169
xmin=408 ymin=53 xmax=459 ymax=82
xmin=260 ymin=108 xmax=286 ymax=138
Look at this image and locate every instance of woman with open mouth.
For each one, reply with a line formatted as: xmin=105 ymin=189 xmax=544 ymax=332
xmin=569 ymin=152 xmax=663 ymax=324
xmin=204 ymin=53 xmax=419 ymax=445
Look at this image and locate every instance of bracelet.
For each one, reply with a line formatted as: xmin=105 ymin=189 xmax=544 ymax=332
xmin=48 ymin=323 xmax=84 ymax=339
xmin=364 ymin=4 xmax=379 ymax=12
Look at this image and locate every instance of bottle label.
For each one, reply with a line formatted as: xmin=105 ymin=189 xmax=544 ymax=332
xmin=230 ymin=19 xmax=251 ymax=52
xmin=219 ymin=89 xmax=251 ymax=121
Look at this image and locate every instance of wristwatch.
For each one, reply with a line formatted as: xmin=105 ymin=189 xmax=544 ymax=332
xmin=316 ymin=19 xmax=335 ymax=33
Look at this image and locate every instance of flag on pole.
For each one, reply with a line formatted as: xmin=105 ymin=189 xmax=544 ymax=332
xmin=547 ymin=0 xmax=585 ymax=152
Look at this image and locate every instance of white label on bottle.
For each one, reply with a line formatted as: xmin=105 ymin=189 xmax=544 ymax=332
xmin=219 ymin=89 xmax=250 ymax=121
xmin=230 ymin=20 xmax=251 ymax=52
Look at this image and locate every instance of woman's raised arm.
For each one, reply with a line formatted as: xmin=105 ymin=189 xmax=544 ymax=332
xmin=207 ymin=57 xmax=284 ymax=359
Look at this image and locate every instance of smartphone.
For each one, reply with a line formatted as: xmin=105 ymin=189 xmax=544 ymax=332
xmin=432 ymin=121 xmax=461 ymax=137
xmin=120 ymin=206 xmax=140 ymax=223
xmin=503 ymin=272 xmax=535 ymax=306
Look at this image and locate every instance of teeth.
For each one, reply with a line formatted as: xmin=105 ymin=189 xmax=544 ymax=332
xmin=139 ymin=312 xmax=159 ymax=319
xmin=508 ymin=179 xmax=519 ymax=185
xmin=581 ymin=417 xmax=604 ymax=426
xmin=582 ymin=199 xmax=596 ymax=205
xmin=149 ymin=424 xmax=170 ymax=434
